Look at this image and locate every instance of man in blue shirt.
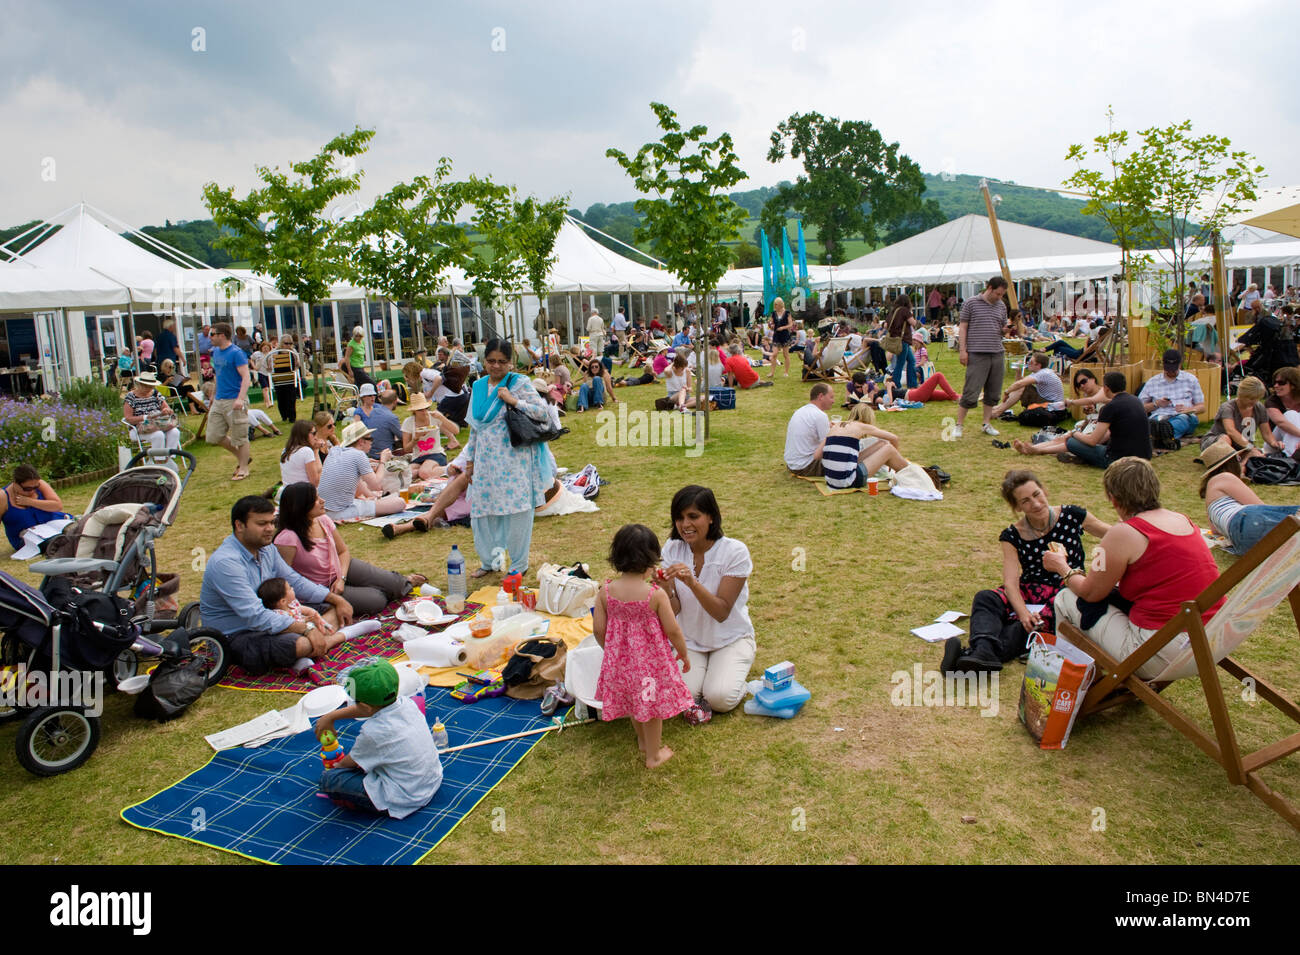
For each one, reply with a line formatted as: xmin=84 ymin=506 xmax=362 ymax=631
xmin=199 ymin=496 xmax=354 ymax=673
xmin=196 ymin=325 xmax=212 ymax=359
xmin=355 ymin=384 xmax=403 ymax=459
xmin=206 ymin=322 xmax=252 ymax=481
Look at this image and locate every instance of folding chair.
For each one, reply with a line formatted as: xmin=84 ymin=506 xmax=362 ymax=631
xmin=818 ymin=336 xmax=849 ymax=378
xmin=1003 ymin=338 xmax=1028 ymax=376
xmin=327 ymin=373 xmax=358 ymax=415
xmin=1059 ymin=515 xmax=1300 ymax=832
xmin=267 ymin=348 xmax=303 ymax=398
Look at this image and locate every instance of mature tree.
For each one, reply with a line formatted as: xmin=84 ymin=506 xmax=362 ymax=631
xmin=764 ymin=112 xmax=928 ymax=264
xmin=731 ymin=241 xmax=762 ymax=269
xmin=608 ymin=101 xmax=748 ymax=441
xmin=880 ymin=198 xmax=945 ymax=245
xmin=339 ymin=157 xmax=476 ymax=355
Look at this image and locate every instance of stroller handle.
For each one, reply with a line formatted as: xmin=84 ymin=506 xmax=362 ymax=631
xmin=126 ymin=448 xmax=197 ymax=488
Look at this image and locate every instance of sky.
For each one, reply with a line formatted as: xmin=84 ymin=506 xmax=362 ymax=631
xmin=1 ymin=0 xmax=1295 ymax=229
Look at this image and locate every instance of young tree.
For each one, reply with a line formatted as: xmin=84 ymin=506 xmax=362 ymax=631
xmin=764 ymin=112 xmax=929 ymax=264
xmin=203 ymin=127 xmax=375 ymax=407
xmin=339 ymin=158 xmax=476 ymax=356
xmin=607 ymin=101 xmax=748 ymax=441
xmin=1066 ymin=112 xmax=1263 ymax=357
xmin=509 ymin=193 xmax=571 ymax=345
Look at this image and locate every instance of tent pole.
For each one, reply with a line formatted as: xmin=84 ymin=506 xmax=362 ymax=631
xmin=1211 ymin=231 xmax=1229 ymax=392
xmin=979 ymin=179 xmax=1019 ymax=316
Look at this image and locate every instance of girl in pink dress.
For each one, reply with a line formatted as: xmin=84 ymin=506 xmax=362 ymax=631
xmin=594 ymin=524 xmax=693 ymax=768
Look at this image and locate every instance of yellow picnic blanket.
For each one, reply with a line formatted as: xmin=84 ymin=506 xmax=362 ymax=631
xmin=794 ymin=473 xmax=869 ymax=496
xmin=398 ymin=585 xmax=594 ymax=686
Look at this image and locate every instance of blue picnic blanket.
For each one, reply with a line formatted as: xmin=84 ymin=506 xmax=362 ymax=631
xmin=121 ymin=689 xmax=562 ymax=865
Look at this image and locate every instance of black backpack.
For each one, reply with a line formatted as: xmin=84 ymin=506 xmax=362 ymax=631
xmin=134 ymin=635 xmax=208 ymax=721
xmin=1245 ymin=454 xmax=1300 ymax=486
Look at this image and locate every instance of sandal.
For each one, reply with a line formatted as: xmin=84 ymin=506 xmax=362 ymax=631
xmin=412 ymin=517 xmax=429 ymax=533
xmin=469 ymin=567 xmax=491 ymax=579
xmin=231 ymin=469 xmax=249 ymax=482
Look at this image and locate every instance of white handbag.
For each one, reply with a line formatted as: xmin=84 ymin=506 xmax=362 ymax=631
xmin=535 ymin=562 xmax=599 ymax=617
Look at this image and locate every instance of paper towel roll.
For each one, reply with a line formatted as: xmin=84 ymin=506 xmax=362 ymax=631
xmin=403 ymin=632 xmax=468 ymax=668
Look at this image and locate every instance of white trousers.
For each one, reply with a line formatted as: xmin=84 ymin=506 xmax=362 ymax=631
xmin=683 ymin=634 xmax=756 ymax=713
xmin=1053 ymin=590 xmax=1184 ymax=681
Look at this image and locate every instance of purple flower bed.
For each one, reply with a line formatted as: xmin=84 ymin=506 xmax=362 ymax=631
xmin=0 ymin=395 xmax=119 ymax=479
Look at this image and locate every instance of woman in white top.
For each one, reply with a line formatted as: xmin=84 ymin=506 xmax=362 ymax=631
xmin=401 ymin=392 xmax=461 ymax=481
xmin=280 ymin=420 xmax=322 ymax=487
xmin=122 ymin=372 xmax=182 ymax=456
xmin=661 ymin=353 xmax=692 ymax=411
xmin=659 ymin=485 xmax=756 ymax=712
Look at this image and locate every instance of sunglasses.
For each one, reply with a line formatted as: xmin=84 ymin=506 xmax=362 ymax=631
xmin=18 ymin=483 xmax=39 ymax=493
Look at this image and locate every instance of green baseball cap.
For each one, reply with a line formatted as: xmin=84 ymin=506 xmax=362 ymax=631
xmin=347 ymin=661 xmax=399 ymax=707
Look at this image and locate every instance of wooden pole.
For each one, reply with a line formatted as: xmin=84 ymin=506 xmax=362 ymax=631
xmin=980 ymin=179 xmax=1019 ymax=316
xmin=439 ymin=716 xmax=597 ymax=754
xmin=1211 ymin=231 xmax=1229 ymax=392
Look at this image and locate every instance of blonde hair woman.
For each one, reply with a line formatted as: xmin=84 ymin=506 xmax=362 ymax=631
xmin=819 ymin=400 xmax=911 ymax=489
xmin=1198 ymin=375 xmax=1282 ymax=457
xmin=768 ymin=296 xmax=794 ymax=380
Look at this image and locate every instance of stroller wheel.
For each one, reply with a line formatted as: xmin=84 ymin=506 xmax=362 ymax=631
xmin=16 ymin=707 xmax=100 ymax=776
xmin=187 ymin=628 xmax=231 ymax=687
xmin=111 ymin=649 xmax=139 ymax=685
xmin=177 ymin=602 xmax=202 ymax=631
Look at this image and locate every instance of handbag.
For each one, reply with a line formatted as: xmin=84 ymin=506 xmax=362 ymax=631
xmin=505 ymin=404 xmax=562 ymax=447
xmin=881 ymin=336 xmax=904 ymax=354
xmin=503 ymin=637 xmax=568 ymax=700
xmin=536 ymin=562 xmax=599 ymax=617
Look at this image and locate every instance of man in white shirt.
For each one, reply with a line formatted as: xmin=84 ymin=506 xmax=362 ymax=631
xmin=586 ymin=308 xmax=606 ymax=357
xmin=784 ymin=382 xmax=834 ymax=476
xmin=990 ymin=352 xmax=1068 ymax=424
xmin=1138 ymin=348 xmax=1206 ymax=447
xmin=611 ymin=308 xmax=629 ymax=359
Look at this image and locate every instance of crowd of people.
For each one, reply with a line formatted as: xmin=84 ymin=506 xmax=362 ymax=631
xmin=7 ymin=275 xmax=1299 ymax=814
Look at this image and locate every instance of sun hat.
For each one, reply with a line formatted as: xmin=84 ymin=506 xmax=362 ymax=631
xmin=346 ymin=660 xmax=399 ymax=708
xmin=358 ymin=383 xmax=377 ymax=397
xmin=133 ymin=371 xmax=160 ymax=388
xmin=532 ymin=377 xmax=550 ymax=395
xmin=1196 ymin=441 xmax=1252 ymax=497
xmin=407 ymin=392 xmax=431 ymax=412
xmin=339 ymin=420 xmax=375 ymax=447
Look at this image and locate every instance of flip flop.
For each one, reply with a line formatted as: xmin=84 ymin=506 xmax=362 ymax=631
xmin=231 ymin=470 xmax=249 ymax=481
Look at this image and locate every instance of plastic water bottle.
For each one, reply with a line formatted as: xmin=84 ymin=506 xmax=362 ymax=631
xmin=447 ymin=545 xmax=466 ymax=610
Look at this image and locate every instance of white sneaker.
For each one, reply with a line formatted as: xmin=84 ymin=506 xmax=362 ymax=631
xmin=952 ymin=425 xmax=963 ymax=438
xmin=982 ymin=423 xmax=1000 ymax=436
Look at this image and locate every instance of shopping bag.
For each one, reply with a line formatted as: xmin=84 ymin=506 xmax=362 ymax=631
xmin=1018 ymin=630 xmax=1095 ymax=750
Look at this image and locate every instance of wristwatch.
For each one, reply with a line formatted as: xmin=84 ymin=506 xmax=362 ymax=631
xmin=304 ymin=621 xmax=316 ymax=632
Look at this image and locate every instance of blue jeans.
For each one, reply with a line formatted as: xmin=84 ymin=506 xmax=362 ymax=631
xmin=1224 ymin=505 xmax=1300 ymax=555
xmin=1044 ymin=340 xmax=1083 ymax=360
xmin=1066 ymin=434 xmax=1110 ymax=468
xmin=319 ymin=768 xmax=382 ymax=814
xmin=577 ymin=377 xmax=605 ymax=410
xmin=890 ymin=343 xmax=918 ymax=389
xmin=1152 ymin=412 xmax=1199 ymax=439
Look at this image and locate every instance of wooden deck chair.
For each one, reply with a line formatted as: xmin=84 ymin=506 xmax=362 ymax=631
xmin=1058 ymin=515 xmax=1300 ymax=831
xmin=267 ymin=348 xmax=302 ymax=398
xmin=819 ymin=336 xmax=849 ymax=378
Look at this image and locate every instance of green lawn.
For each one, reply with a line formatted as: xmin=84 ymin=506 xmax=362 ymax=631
xmin=2 ymin=344 xmax=1298 ymax=863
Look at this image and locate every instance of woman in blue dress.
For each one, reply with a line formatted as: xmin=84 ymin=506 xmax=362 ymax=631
xmin=453 ymin=339 xmax=554 ymax=578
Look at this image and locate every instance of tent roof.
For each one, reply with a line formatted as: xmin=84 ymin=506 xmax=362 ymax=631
xmin=1218 ymin=185 xmax=1300 ymax=240
xmin=8 ymin=205 xmax=185 ymax=273
xmin=837 ymin=214 xmax=1118 ymax=273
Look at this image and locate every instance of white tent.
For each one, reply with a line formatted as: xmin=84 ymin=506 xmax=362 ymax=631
xmin=838 ymin=214 xmax=1117 ymax=273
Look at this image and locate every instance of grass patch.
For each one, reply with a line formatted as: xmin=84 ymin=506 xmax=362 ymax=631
xmin=2 ymin=346 xmax=1298 ymax=863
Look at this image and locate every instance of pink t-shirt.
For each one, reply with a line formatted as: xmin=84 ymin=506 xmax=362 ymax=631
xmin=139 ymin=339 xmax=154 ymax=359
xmin=274 ymin=517 xmax=342 ymax=588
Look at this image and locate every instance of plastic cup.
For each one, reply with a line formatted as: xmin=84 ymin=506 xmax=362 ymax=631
xmin=830 ymin=415 xmax=842 ymax=426
xmin=867 ymin=477 xmax=879 ymax=496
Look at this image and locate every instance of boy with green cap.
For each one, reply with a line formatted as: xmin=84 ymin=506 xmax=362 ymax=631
xmin=314 ymin=660 xmax=443 ymax=818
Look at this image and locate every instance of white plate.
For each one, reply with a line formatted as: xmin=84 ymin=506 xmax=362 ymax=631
xmin=395 ymin=606 xmax=419 ymax=623
xmin=301 ymin=684 xmax=350 ymax=717
xmin=420 ymin=612 xmax=458 ymax=627
xmin=117 ymin=675 xmax=150 ymax=695
xmin=441 ymin=621 xmax=472 ymax=641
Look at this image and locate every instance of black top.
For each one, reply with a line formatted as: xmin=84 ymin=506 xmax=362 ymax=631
xmin=1000 ymin=504 xmax=1087 ymax=587
xmin=1099 ymin=391 xmax=1153 ymax=461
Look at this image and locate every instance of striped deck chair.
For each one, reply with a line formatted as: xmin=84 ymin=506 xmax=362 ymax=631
xmin=1059 ymin=515 xmax=1300 ymax=832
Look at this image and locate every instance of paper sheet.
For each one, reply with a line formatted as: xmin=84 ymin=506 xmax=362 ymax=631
xmin=1025 ymin=604 xmax=1046 ymax=614
xmin=934 ymin=611 xmax=968 ymax=624
xmin=205 ymin=711 xmax=290 ymax=750
xmin=911 ymin=621 xmax=965 ymax=642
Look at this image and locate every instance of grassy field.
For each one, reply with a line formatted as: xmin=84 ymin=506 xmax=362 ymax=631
xmin=2 ymin=344 xmax=1299 ymax=864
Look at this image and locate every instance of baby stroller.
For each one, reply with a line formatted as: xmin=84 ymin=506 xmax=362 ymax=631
xmin=29 ymin=449 xmax=227 ymax=684
xmin=0 ymin=568 xmax=229 ymax=776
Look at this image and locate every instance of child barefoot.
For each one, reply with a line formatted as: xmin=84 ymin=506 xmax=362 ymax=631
xmin=593 ymin=524 xmax=693 ymax=769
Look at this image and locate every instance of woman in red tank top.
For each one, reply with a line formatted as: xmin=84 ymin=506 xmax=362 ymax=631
xmin=1043 ymin=457 xmax=1224 ymax=680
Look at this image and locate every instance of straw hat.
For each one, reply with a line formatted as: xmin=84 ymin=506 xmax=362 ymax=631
xmin=339 ymin=420 xmax=375 ymax=447
xmin=1197 ymin=440 xmax=1251 ymax=497
xmin=133 ymin=371 xmax=160 ymax=388
xmin=407 ymin=392 xmax=431 ymax=412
